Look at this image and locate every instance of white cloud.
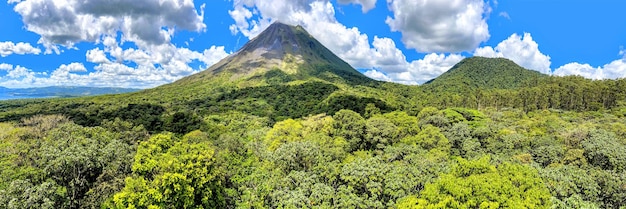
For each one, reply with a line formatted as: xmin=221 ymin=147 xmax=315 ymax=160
xmin=499 ymin=12 xmax=510 ymax=20
xmin=553 ymin=63 xmax=602 ymax=79
xmin=337 ymin=0 xmax=377 ymax=13
xmin=363 ymin=69 xmax=391 ymax=82
xmin=0 ymin=63 xmax=13 ymax=71
xmin=474 ymin=33 xmax=552 ymax=74
xmin=0 ymin=64 xmax=35 ymax=81
xmin=364 ymin=53 xmax=465 ymax=84
xmin=3 ymin=0 xmax=235 ymax=88
xmin=385 ymin=0 xmax=490 ymax=53
xmin=10 ymin=0 xmax=206 ymax=52
xmin=368 ymin=36 xmax=407 ymax=72
xmin=0 ymin=44 xmax=230 ymax=88
xmin=554 ymin=59 xmax=626 ymax=80
xmin=0 ymin=41 xmax=41 ymax=57
xmin=86 ymin=48 xmax=110 ymax=64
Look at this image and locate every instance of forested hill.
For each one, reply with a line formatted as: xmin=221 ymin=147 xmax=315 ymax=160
xmin=423 ymin=56 xmax=547 ymax=93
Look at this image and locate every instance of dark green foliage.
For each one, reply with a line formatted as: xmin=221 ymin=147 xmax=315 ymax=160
xmin=188 ymin=81 xmax=340 ymax=120
xmin=164 ymin=111 xmax=204 ymax=135
xmin=0 ymin=115 xmax=143 ymax=209
xmin=101 ymin=104 xmax=166 ymax=132
xmin=324 ymin=94 xmax=393 ymax=116
xmin=582 ymin=130 xmax=626 ymax=170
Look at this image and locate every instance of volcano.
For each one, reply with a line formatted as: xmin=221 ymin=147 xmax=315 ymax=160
xmin=174 ymin=22 xmax=373 ymax=86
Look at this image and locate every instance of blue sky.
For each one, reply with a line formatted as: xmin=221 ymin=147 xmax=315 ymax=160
xmin=0 ymin=0 xmax=625 ymax=88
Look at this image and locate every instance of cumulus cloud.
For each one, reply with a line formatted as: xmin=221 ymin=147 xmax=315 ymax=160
xmin=86 ymin=48 xmax=110 ymax=64
xmin=3 ymin=0 xmax=235 ymax=88
xmin=10 ymin=0 xmax=206 ymax=52
xmin=0 ymin=64 xmax=36 ymax=82
xmin=474 ymin=33 xmax=552 ymax=74
xmin=363 ymin=53 xmax=465 ymax=84
xmin=0 ymin=44 xmax=230 ymax=88
xmin=553 ymin=59 xmax=626 ymax=80
xmin=0 ymin=41 xmax=41 ymax=57
xmin=363 ymin=69 xmax=391 ymax=82
xmin=385 ymin=0 xmax=490 ymax=53
xmin=0 ymin=63 xmax=13 ymax=71
xmin=553 ymin=63 xmax=603 ymax=79
xmin=337 ymin=0 xmax=377 ymax=13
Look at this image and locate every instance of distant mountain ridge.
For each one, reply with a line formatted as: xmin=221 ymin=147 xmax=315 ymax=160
xmin=0 ymin=86 xmax=140 ymax=100
xmin=422 ymin=56 xmax=547 ymax=93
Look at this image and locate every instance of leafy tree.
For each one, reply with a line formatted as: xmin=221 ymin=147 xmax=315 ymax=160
xmin=40 ymin=123 xmax=135 ymax=209
xmin=581 ymin=130 xmax=626 ymax=171
xmin=113 ymin=133 xmax=225 ymax=208
xmin=265 ymin=119 xmax=304 ymax=150
xmin=0 ymin=180 xmax=65 ymax=209
xmin=402 ymin=125 xmax=450 ymax=153
xmin=401 ymin=156 xmax=551 ymax=209
xmin=164 ymin=111 xmax=204 ymax=135
xmin=332 ymin=109 xmax=366 ymax=151
xmin=364 ymin=116 xmax=399 ymax=150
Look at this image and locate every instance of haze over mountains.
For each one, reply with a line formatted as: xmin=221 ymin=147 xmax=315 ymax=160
xmin=0 ymin=86 xmax=139 ymax=101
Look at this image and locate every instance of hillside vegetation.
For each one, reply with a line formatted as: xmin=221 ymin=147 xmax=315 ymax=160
xmin=423 ymin=57 xmax=546 ymax=92
xmin=1 ymin=22 xmax=626 ymax=209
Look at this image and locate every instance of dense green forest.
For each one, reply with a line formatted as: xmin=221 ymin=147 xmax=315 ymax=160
xmin=1 ymin=22 xmax=626 ymax=208
xmin=2 ymin=106 xmax=626 ymax=208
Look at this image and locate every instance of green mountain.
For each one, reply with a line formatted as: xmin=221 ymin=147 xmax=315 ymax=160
xmin=170 ymin=22 xmax=373 ymax=89
xmin=422 ymin=57 xmax=547 ymax=93
xmin=0 ymin=22 xmax=409 ymax=127
xmin=134 ymin=22 xmax=402 ymax=122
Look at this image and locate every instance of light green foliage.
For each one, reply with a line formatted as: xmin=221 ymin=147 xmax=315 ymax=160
xmin=113 ymin=133 xmax=225 ymax=208
xmin=402 ymin=125 xmax=450 ymax=153
xmin=265 ymin=119 xmax=304 ymax=150
xmin=365 ymin=116 xmax=399 ymax=149
xmin=408 ymin=156 xmax=552 ymax=209
xmin=271 ymin=141 xmax=323 ymax=173
xmin=364 ymin=103 xmax=381 ymax=118
xmin=441 ymin=109 xmax=466 ymax=124
xmin=381 ymin=111 xmax=420 ymax=139
xmin=416 ymin=107 xmax=440 ymax=122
